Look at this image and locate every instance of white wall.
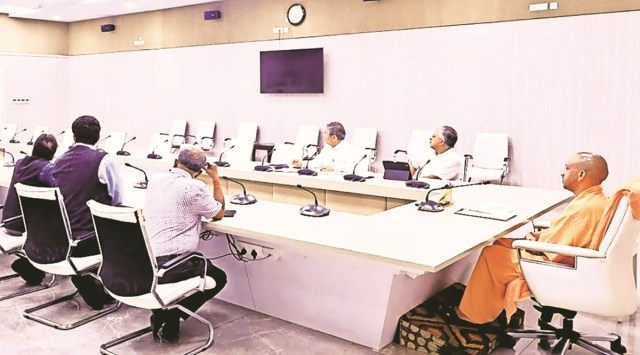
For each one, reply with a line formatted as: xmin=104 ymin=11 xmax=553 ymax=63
xmin=3 ymin=11 xmax=640 ymax=193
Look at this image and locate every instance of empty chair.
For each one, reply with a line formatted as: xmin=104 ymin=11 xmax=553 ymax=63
xmin=27 ymin=125 xmax=49 ymax=145
xmin=509 ymin=192 xmax=640 ymax=354
xmin=87 ymin=200 xmax=215 ymax=354
xmin=169 ymin=119 xmax=188 ymax=150
xmin=147 ymin=133 xmax=172 ymax=159
xmin=463 ymin=133 xmax=510 ymax=184
xmin=407 ymin=129 xmax=434 ymax=167
xmin=270 ymin=125 xmax=320 ymax=165
xmin=351 ymin=127 xmax=378 ymax=172
xmin=1 ymin=124 xmax=17 ymax=143
xmin=98 ymin=131 xmax=127 ymax=154
xmin=14 ymin=183 xmax=121 ymax=330
xmin=222 ymin=122 xmax=258 ymax=165
xmin=195 ymin=120 xmax=216 ymax=151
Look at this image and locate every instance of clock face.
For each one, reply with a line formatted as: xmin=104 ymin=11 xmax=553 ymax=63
xmin=287 ymin=4 xmax=306 ymax=26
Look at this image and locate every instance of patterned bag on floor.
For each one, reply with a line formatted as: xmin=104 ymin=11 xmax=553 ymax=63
xmin=397 ymin=283 xmax=524 ymax=355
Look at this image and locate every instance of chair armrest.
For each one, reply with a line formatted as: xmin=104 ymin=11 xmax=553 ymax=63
xmin=464 ymin=154 xmax=473 ymax=159
xmin=532 ymin=220 xmax=551 ymax=231
xmin=512 ymin=239 xmax=604 ymax=258
xmin=157 ymin=251 xmax=207 ymax=278
xmin=0 ymin=214 xmax=23 ymax=228
xmin=70 ymin=231 xmax=97 ymax=246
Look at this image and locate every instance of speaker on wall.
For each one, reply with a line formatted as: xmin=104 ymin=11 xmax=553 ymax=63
xmin=101 ymin=24 xmax=116 ymax=32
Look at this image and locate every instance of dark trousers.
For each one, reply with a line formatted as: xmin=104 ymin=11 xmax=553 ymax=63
xmin=69 ymin=236 xmax=113 ymax=309
xmin=156 ymin=255 xmax=227 ymax=319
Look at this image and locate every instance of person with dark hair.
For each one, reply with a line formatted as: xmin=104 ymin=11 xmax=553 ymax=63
xmin=143 ymin=147 xmax=227 ymax=342
xmin=43 ymin=115 xmax=123 ymax=310
xmin=2 ymin=133 xmax=58 ymax=285
xmin=292 ymin=121 xmax=357 ymax=172
xmin=454 ymin=153 xmax=609 ymax=327
xmin=410 ymin=125 xmax=461 ymax=180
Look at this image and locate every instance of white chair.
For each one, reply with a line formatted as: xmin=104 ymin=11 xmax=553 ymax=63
xmin=14 ymin=183 xmax=121 ymax=330
xmin=98 ymin=131 xmax=127 ymax=154
xmin=270 ymin=125 xmax=320 ymax=165
xmin=27 ymin=125 xmax=49 ymax=145
xmin=509 ymin=195 xmax=640 ymax=354
xmin=147 ymin=132 xmax=172 ymax=159
xmin=463 ymin=133 xmax=510 ymax=185
xmin=195 ymin=120 xmax=216 ymax=151
xmin=222 ymin=122 xmax=258 ymax=165
xmin=169 ymin=119 xmax=187 ymax=150
xmin=351 ymin=127 xmax=378 ymax=172
xmin=87 ymin=200 xmax=215 ymax=354
xmin=1 ymin=124 xmax=17 ymax=143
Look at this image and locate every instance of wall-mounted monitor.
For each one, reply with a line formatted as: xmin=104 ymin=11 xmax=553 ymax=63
xmin=260 ymin=48 xmax=324 ymax=94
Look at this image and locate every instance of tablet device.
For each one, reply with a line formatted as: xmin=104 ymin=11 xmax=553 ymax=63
xmin=382 ymin=160 xmax=411 ymax=181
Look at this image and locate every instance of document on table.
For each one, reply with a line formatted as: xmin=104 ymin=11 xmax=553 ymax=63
xmin=455 ymin=203 xmax=517 ymax=221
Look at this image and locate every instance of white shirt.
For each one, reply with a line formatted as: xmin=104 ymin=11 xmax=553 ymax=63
xmin=309 ymin=140 xmax=358 ymax=173
xmin=143 ymin=168 xmax=222 ymax=257
xmin=419 ymin=148 xmax=462 ymax=180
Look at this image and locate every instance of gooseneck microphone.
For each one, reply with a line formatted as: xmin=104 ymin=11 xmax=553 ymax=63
xmin=222 ymin=176 xmax=257 ymax=205
xmin=254 ymin=148 xmax=277 ymax=172
xmin=214 ymin=145 xmax=234 ymax=167
xmin=297 ymin=184 xmax=330 ymax=217
xmin=298 ymin=144 xmax=319 ymax=176
xmin=9 ymin=128 xmax=27 ymax=144
xmin=343 ymin=154 xmax=369 ymax=182
xmin=147 ymin=139 xmax=169 ymax=159
xmin=2 ymin=149 xmax=16 ymax=167
xmin=406 ymin=159 xmax=431 ymax=189
xmin=418 ymin=180 xmax=491 ymax=212
xmin=117 ymin=136 xmax=136 ymax=156
xmin=124 ymin=163 xmax=148 ymax=189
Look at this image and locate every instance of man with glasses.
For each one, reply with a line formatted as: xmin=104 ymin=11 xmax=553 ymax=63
xmin=409 ymin=125 xmax=461 ymax=180
xmin=293 ymin=121 xmax=357 ymax=172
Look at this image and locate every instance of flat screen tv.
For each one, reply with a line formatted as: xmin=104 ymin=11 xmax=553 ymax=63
xmin=260 ymin=48 xmax=324 ymax=94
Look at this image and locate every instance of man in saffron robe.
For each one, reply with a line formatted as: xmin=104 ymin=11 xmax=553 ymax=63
xmin=456 ymin=152 xmax=609 ymax=324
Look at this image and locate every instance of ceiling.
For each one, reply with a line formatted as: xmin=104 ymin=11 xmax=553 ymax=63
xmin=0 ymin=0 xmax=222 ymax=23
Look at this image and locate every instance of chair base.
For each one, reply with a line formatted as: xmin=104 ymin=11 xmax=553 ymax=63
xmin=100 ymin=305 xmax=214 ymax=355
xmin=0 ymin=273 xmax=56 ymax=302
xmin=23 ymin=289 xmax=121 ymax=330
xmin=508 ymin=306 xmax=627 ymax=355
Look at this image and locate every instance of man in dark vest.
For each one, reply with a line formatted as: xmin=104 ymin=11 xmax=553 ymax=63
xmin=46 ymin=115 xmax=124 ymax=310
xmin=2 ymin=133 xmax=57 ymax=285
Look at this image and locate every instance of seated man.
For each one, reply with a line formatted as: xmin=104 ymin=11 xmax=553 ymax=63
xmin=292 ymin=121 xmax=357 ymax=172
xmin=143 ymin=147 xmax=228 ymax=342
xmin=46 ymin=115 xmax=122 ymax=310
xmin=2 ymin=133 xmax=57 ymax=285
xmin=410 ymin=125 xmax=461 ymax=180
xmin=455 ymin=152 xmax=609 ymax=325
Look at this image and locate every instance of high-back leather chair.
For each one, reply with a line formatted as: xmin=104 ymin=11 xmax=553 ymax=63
xmin=509 ymin=195 xmax=640 ymax=354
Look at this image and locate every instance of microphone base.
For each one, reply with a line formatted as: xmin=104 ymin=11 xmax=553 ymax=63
xmin=27 ymin=142 xmax=34 ymax=146
xmin=147 ymin=153 xmax=162 ymax=159
xmin=214 ymin=161 xmax=230 ymax=168
xmin=230 ymin=194 xmax=257 ymax=205
xmin=269 ymin=163 xmax=289 ymax=170
xmin=116 ymin=150 xmax=131 ymax=156
xmin=3 ymin=162 xmax=15 ymax=168
xmin=405 ymin=180 xmax=430 ymax=189
xmin=134 ymin=181 xmax=148 ymax=189
xmin=418 ymin=200 xmax=444 ymax=212
xmin=254 ymin=165 xmax=274 ymax=172
xmin=299 ymin=204 xmax=330 ymax=217
xmin=343 ymin=174 xmax=365 ymax=182
xmin=9 ymin=139 xmax=19 ymax=144
xmin=298 ymin=168 xmax=318 ymax=176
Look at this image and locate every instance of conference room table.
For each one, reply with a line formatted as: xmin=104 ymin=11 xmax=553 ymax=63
xmin=0 ymin=152 xmax=572 ymax=350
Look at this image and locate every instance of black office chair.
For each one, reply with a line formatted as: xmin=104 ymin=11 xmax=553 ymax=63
xmin=87 ymin=200 xmax=215 ymax=354
xmin=0 ymin=210 xmax=55 ymax=301
xmin=14 ymin=183 xmax=121 ymax=330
